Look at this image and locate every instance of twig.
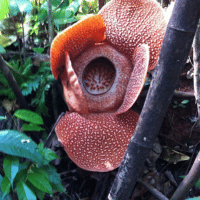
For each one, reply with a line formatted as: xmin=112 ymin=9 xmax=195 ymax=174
xmin=48 ymin=0 xmax=53 ymax=44
xmin=140 ymin=89 xmax=194 ymax=98
xmin=0 ymin=54 xmax=29 ymax=109
xmin=137 ymin=178 xmax=169 ymax=200
xmin=173 ymin=90 xmax=194 ymax=98
xmin=44 ymin=112 xmax=65 ymax=148
xmin=170 ymin=151 xmax=200 ymax=200
xmin=193 ymin=21 xmax=200 ymax=121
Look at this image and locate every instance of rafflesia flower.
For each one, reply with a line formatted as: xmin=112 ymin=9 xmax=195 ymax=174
xmin=50 ymin=0 xmax=166 ymax=172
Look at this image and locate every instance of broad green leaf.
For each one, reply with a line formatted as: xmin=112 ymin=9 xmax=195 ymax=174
xmin=41 ymin=165 xmax=62 ymax=185
xmin=1 ymin=176 xmax=11 ymax=199
xmin=186 ymin=198 xmax=200 ymax=200
xmin=38 ymin=8 xmax=47 ymax=22
xmin=0 ymin=45 xmax=6 ymax=54
xmin=16 ymin=181 xmax=36 ymax=200
xmin=14 ymin=169 xmax=27 ymax=184
xmin=32 ymin=47 xmax=44 ymax=54
xmin=14 ymin=162 xmax=29 ymax=183
xmin=31 ymin=167 xmax=49 ymax=179
xmin=27 ymin=173 xmax=52 ymax=195
xmin=25 ymin=181 xmax=45 ymax=200
xmin=14 ymin=109 xmax=44 ymax=125
xmin=22 ymin=123 xmax=45 ymax=132
xmin=53 ymin=9 xmax=72 ymax=21
xmin=42 ymin=148 xmax=58 ymax=162
xmin=3 ymin=155 xmax=19 ymax=185
xmin=67 ymin=0 xmax=80 ymax=14
xmin=0 ymin=0 xmax=9 ymax=20
xmin=0 ymin=130 xmax=46 ymax=165
xmin=0 ymin=34 xmax=17 ymax=48
xmin=51 ymin=183 xmax=65 ymax=193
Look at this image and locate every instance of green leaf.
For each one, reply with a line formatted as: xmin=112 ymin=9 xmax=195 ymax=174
xmin=0 ymin=175 xmax=11 ymax=199
xmin=41 ymin=165 xmax=62 ymax=185
xmin=21 ymin=80 xmax=40 ymax=96
xmin=1 ymin=176 xmax=11 ymax=199
xmin=10 ymin=0 xmax=33 ymax=13
xmin=16 ymin=181 xmax=36 ymax=200
xmin=181 ymin=99 xmax=189 ymax=104
xmin=0 ymin=116 xmax=6 ymax=121
xmin=51 ymin=183 xmax=65 ymax=193
xmin=67 ymin=0 xmax=80 ymax=14
xmin=38 ymin=8 xmax=47 ymax=22
xmin=0 ymin=130 xmax=47 ymax=166
xmin=0 ymin=34 xmax=17 ymax=48
xmin=27 ymin=173 xmax=52 ymax=195
xmin=0 ymin=45 xmax=6 ymax=54
xmin=22 ymin=123 xmax=45 ymax=132
xmin=42 ymin=148 xmax=58 ymax=162
xmin=14 ymin=109 xmax=44 ymax=125
xmin=32 ymin=48 xmax=44 ymax=54
xmin=0 ymin=88 xmax=15 ymax=100
xmin=0 ymin=174 xmax=3 ymax=198
xmin=9 ymin=0 xmax=20 ymax=16
xmin=3 ymin=155 xmax=19 ymax=185
xmin=195 ymin=178 xmax=200 ymax=188
xmin=25 ymin=181 xmax=45 ymax=200
xmin=31 ymin=167 xmax=49 ymax=179
xmin=14 ymin=169 xmax=28 ymax=184
xmin=0 ymin=0 xmax=9 ymax=20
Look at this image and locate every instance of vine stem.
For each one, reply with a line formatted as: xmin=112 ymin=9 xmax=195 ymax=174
xmin=0 ymin=55 xmax=29 ymax=109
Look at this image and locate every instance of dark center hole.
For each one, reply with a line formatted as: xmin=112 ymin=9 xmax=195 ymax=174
xmin=83 ymin=57 xmax=116 ymax=95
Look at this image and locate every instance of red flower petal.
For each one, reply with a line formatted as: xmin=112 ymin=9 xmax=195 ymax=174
xmin=116 ymin=44 xmax=149 ymax=114
xmin=55 ymin=110 xmax=139 ymax=172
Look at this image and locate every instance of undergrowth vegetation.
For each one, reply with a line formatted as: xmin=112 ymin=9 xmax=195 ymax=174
xmin=0 ymin=0 xmax=106 ymax=199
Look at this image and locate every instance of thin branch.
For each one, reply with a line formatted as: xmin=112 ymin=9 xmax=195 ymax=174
xmin=0 ymin=54 xmax=29 ymax=109
xmin=140 ymin=89 xmax=194 ymax=98
xmin=137 ymin=178 xmax=169 ymax=200
xmin=48 ymin=0 xmax=53 ymax=44
xmin=170 ymin=151 xmax=200 ymax=200
xmin=193 ymin=21 xmax=200 ymax=121
xmin=108 ymin=0 xmax=200 ymax=199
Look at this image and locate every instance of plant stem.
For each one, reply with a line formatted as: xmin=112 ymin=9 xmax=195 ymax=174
xmin=0 ymin=54 xmax=29 ymax=109
xmin=137 ymin=178 xmax=169 ymax=200
xmin=170 ymin=151 xmax=200 ymax=200
xmin=48 ymin=0 xmax=53 ymax=44
xmin=193 ymin=21 xmax=200 ymax=121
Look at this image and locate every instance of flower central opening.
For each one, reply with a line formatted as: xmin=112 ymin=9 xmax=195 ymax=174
xmin=83 ymin=57 xmax=116 ymax=95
